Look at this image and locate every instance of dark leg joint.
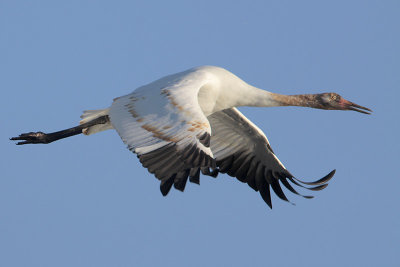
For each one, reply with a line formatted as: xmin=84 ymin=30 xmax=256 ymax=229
xmin=10 ymin=131 xmax=52 ymax=145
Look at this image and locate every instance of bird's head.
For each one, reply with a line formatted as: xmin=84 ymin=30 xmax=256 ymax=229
xmin=317 ymin=93 xmax=372 ymax=114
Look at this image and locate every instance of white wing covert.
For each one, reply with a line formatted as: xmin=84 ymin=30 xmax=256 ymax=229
xmin=109 ymin=71 xmax=216 ymax=195
xmin=208 ymin=108 xmax=335 ymax=208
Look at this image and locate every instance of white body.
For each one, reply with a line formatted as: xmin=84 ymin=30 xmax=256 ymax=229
xmin=81 ymin=66 xmax=277 ymax=157
xmin=78 ymin=65 xmax=332 ymax=207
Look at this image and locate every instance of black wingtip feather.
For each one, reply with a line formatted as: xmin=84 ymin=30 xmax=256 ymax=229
xmin=280 ymin=178 xmax=314 ymax=199
xmin=173 ymin=179 xmax=187 ymax=192
xmin=255 ymin=170 xmax=272 ymax=209
xmin=174 ymin=170 xmax=190 ymax=192
xmin=160 ymin=177 xmax=174 ymax=196
xmin=294 ymin=169 xmax=336 ymax=186
xmin=245 ymin=161 xmax=259 ymax=191
xmin=260 ymin=185 xmax=272 ymax=209
xmin=306 ymin=183 xmax=329 ymax=191
xmin=270 ymin=178 xmax=289 ymax=202
xmin=189 ymin=168 xmax=200 ymax=184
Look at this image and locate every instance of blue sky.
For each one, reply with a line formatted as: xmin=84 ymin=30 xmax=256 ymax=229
xmin=1 ymin=1 xmax=399 ymax=266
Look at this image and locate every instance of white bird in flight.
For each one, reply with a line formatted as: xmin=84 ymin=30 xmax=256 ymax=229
xmin=11 ymin=66 xmax=371 ymax=208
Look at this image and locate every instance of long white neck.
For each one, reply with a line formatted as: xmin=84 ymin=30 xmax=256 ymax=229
xmin=235 ymin=86 xmax=283 ymax=107
xmin=231 ymin=84 xmax=323 ymax=109
xmin=198 ymin=66 xmax=323 ymax=115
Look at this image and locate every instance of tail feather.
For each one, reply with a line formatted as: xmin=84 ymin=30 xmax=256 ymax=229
xmin=80 ymin=108 xmax=112 ymax=135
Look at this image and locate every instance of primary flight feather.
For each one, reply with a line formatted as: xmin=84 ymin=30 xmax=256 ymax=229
xmin=11 ymin=66 xmax=371 ymax=208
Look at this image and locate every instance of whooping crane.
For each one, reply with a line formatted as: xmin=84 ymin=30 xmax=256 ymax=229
xmin=11 ymin=66 xmax=371 ymax=208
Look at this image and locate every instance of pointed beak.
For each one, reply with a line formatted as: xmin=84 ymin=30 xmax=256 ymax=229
xmin=341 ymin=99 xmax=372 ymax=114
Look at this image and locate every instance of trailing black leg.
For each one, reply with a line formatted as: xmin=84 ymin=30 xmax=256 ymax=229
xmin=10 ymin=115 xmax=109 ymax=145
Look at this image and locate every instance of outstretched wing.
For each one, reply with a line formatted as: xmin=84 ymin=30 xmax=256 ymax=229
xmin=208 ymin=108 xmax=334 ymax=208
xmin=108 ymin=70 xmax=216 ymax=195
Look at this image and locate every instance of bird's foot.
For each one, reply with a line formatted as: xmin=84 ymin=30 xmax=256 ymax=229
xmin=10 ymin=132 xmax=51 ymax=145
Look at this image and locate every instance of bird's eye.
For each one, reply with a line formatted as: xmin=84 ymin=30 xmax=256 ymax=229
xmin=331 ymin=94 xmax=338 ymax=101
